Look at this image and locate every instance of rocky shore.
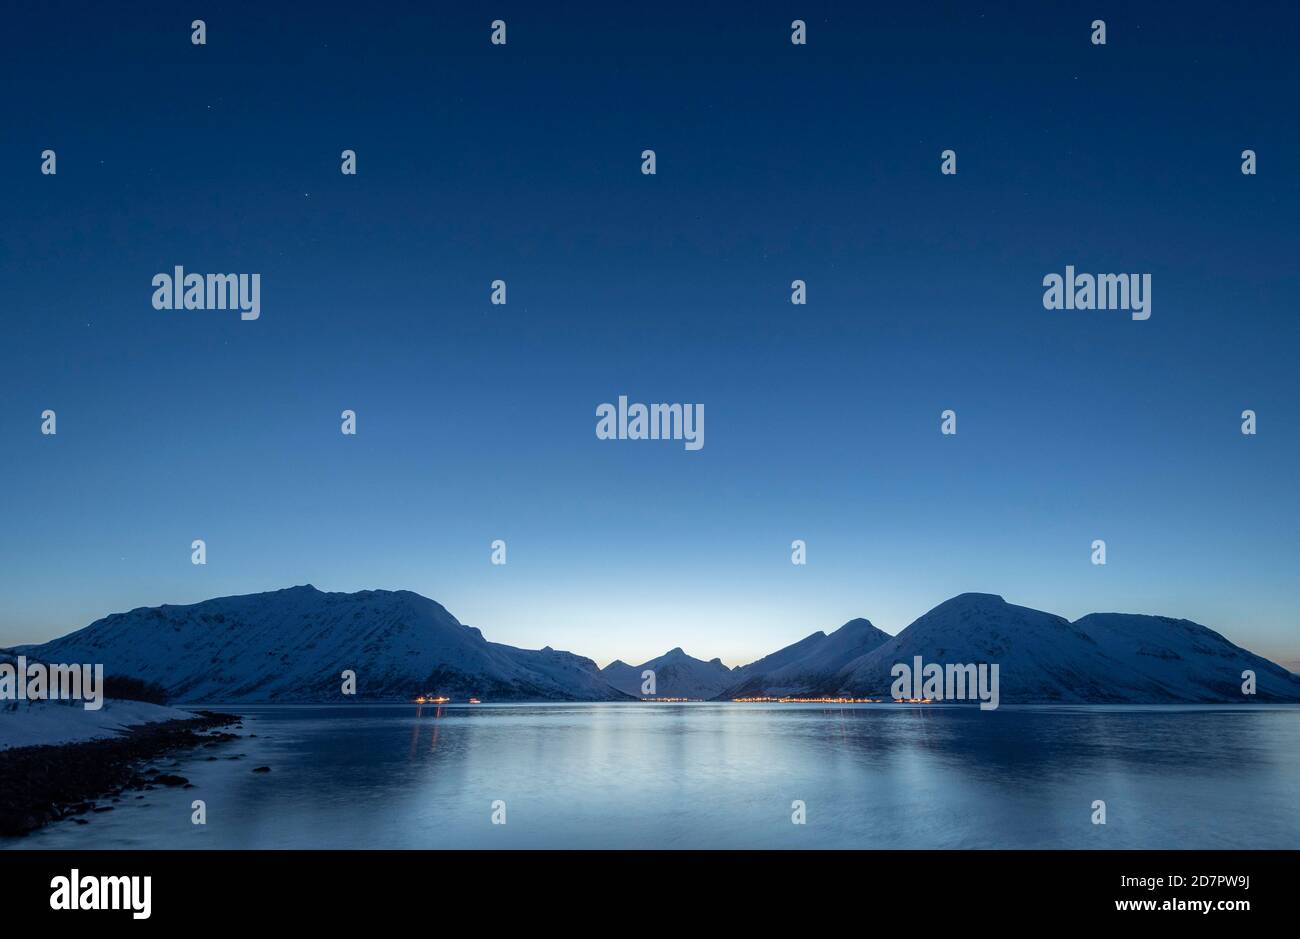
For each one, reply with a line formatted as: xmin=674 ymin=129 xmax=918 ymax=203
xmin=0 ymin=710 xmax=241 ymax=837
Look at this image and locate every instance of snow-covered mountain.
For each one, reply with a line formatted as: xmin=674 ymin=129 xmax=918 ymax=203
xmin=826 ymin=593 xmax=1300 ymax=703
xmin=1070 ymin=611 xmax=1300 ymax=702
xmin=20 ymin=586 xmax=631 ymax=704
xmin=15 ymin=588 xmax=1299 ymax=706
xmin=714 ymin=618 xmax=892 ymax=699
xmin=600 ymin=648 xmax=733 ymax=699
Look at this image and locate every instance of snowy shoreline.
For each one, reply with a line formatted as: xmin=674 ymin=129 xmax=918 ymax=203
xmin=0 ymin=707 xmax=242 ymax=837
xmin=0 ymin=699 xmax=199 ymax=751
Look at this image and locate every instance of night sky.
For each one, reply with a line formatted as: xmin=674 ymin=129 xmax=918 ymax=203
xmin=2 ymin=2 xmax=1297 ymax=668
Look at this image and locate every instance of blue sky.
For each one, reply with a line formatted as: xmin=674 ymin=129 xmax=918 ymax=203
xmin=1 ymin=2 xmax=1297 ymax=667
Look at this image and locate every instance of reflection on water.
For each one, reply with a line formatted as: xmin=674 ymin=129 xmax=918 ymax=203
xmin=7 ymin=703 xmax=1299 ymax=849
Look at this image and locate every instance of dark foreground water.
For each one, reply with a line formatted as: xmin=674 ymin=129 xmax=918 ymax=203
xmin=6 ymin=703 xmax=1298 ymax=849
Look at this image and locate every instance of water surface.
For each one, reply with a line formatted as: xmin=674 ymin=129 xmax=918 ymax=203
xmin=7 ymin=703 xmax=1298 ymax=849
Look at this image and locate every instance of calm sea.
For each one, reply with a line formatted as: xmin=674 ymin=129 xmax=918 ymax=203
xmin=7 ymin=703 xmax=1298 ymax=849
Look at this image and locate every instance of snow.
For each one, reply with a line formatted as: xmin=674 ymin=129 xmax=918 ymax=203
xmin=829 ymin=594 xmax=1300 ymax=703
xmin=600 ymin=648 xmax=734 ymax=699
xmin=16 ymin=587 xmax=1299 ymax=707
xmin=23 ymin=585 xmax=630 ymax=704
xmin=717 ymin=618 xmax=892 ymax=699
xmin=0 ymin=699 xmax=195 ymax=751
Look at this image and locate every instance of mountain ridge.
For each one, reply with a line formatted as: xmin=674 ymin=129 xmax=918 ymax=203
xmin=22 ymin=585 xmax=631 ymax=704
xmin=714 ymin=617 xmax=894 ymax=699
xmin=16 ymin=587 xmax=1300 ymax=704
xmin=599 ymin=647 xmax=733 ymax=699
xmin=821 ymin=593 xmax=1300 ymax=703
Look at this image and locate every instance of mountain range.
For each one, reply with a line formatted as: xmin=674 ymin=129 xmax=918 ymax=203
xmin=601 ymin=648 xmax=734 ymax=699
xmin=715 ymin=617 xmax=893 ymax=699
xmin=18 ymin=586 xmax=629 ymax=703
xmin=814 ymin=593 xmax=1300 ymax=703
xmin=14 ymin=586 xmax=1300 ymax=704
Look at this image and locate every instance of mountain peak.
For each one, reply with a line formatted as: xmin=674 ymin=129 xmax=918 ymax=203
xmin=927 ymin=592 xmax=1008 ymax=615
xmin=30 ymin=585 xmax=632 ymax=703
xmin=26 ymin=585 xmax=1300 ymax=705
xmin=600 ymin=646 xmax=732 ymax=697
xmin=948 ymin=592 xmax=1006 ymax=605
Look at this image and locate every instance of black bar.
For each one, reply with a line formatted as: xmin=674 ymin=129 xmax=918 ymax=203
xmin=1 ymin=849 xmax=1284 ymax=924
